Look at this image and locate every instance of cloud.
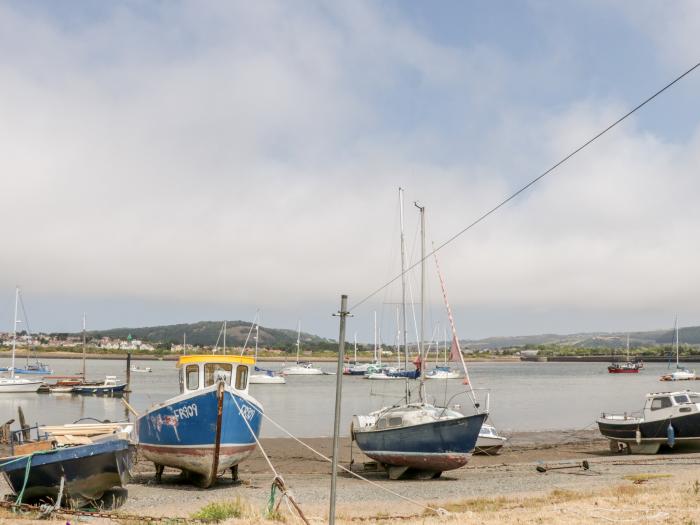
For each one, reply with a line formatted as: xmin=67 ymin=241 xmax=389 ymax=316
xmin=1 ymin=1 xmax=699 ymax=337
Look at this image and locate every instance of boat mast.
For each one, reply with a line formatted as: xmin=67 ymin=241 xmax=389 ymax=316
xmin=296 ymin=320 xmax=301 ymax=363
xmin=395 ymin=306 xmax=401 ymax=369
xmin=353 ymin=332 xmax=357 ymax=363
xmin=254 ymin=324 xmax=259 ymax=361
xmin=675 ymin=316 xmax=680 ymax=368
xmin=399 ymin=187 xmax=408 ymax=371
xmin=82 ymin=312 xmax=87 ymax=377
xmin=11 ymin=287 xmax=19 ymax=373
xmin=183 ymin=332 xmax=187 ymax=355
xmin=414 ymin=202 xmax=426 ymax=401
xmin=223 ymin=320 xmax=227 ymax=355
xmin=626 ymin=334 xmax=630 ymax=362
xmin=373 ymin=311 xmax=378 ymax=363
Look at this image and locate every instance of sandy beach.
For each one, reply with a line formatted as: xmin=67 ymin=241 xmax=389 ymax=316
xmin=2 ymin=430 xmax=699 ymax=523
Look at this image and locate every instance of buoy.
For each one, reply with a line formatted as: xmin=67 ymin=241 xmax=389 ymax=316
xmin=667 ymin=423 xmax=675 ymax=448
xmin=635 ymin=429 xmax=642 ymax=445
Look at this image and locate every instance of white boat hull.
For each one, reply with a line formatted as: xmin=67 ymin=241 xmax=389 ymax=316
xmin=426 ymin=370 xmax=461 ymax=380
xmin=249 ymin=374 xmax=286 ymax=384
xmin=0 ymin=378 xmax=42 ymax=393
xmin=282 ymin=366 xmax=323 ymax=376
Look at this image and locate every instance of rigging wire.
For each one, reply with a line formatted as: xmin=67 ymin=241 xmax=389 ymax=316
xmin=348 ymin=61 xmax=700 ymax=313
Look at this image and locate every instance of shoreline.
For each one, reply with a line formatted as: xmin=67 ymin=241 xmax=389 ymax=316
xmin=3 ymin=429 xmax=700 ymax=523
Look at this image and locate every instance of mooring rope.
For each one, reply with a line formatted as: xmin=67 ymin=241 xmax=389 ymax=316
xmin=251 ymin=405 xmax=448 ymax=517
xmin=228 ymin=391 xmax=310 ymax=525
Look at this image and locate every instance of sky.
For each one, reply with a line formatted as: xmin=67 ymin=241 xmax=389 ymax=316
xmin=1 ymin=1 xmax=700 ymax=342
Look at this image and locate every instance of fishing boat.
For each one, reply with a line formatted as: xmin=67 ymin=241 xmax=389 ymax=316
xmin=249 ymin=325 xmax=285 ymax=384
xmin=72 ymin=376 xmax=127 ymax=395
xmin=608 ymin=335 xmax=641 ymax=374
xmin=660 ymin=318 xmax=697 ymax=381
xmin=474 ymin=423 xmax=508 ymax=455
xmin=0 ymin=288 xmax=42 ymax=394
xmin=130 ymin=365 xmax=152 ymax=373
xmin=282 ymin=322 xmax=323 ymax=376
xmin=352 ymin=199 xmax=487 ymax=479
xmin=0 ymin=422 xmax=134 ymax=508
xmin=136 ymin=355 xmax=263 ymax=487
xmin=597 ymin=390 xmax=700 ymax=454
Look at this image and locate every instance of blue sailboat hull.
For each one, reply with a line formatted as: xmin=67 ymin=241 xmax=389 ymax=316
xmin=354 ymin=412 xmax=487 ymax=472
xmin=136 ymin=385 xmax=262 ymax=484
xmin=0 ymin=438 xmax=133 ymax=506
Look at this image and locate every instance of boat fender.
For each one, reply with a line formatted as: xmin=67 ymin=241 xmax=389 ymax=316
xmin=635 ymin=429 xmax=642 ymax=445
xmin=667 ymin=424 xmax=675 ymax=448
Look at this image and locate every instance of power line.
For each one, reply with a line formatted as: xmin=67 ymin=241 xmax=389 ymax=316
xmin=349 ymin=60 xmax=700 ymax=312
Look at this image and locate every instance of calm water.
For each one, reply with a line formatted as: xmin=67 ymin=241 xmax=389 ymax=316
xmin=0 ymin=358 xmax=690 ymax=437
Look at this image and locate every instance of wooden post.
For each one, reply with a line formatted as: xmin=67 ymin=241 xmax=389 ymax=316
xmin=125 ymin=352 xmax=132 ymax=393
xmin=17 ymin=407 xmax=30 ymax=441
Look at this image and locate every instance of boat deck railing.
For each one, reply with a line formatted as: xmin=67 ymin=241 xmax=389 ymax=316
xmin=599 ymin=411 xmax=643 ymax=422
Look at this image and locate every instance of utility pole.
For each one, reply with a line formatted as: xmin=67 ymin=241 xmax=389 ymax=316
xmin=329 ymin=295 xmax=349 ymax=525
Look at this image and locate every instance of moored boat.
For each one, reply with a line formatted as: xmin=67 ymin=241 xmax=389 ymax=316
xmin=282 ymin=322 xmax=324 ymax=376
xmin=597 ymin=390 xmax=700 ymax=454
xmin=608 ymin=335 xmax=641 ymax=373
xmin=130 ymin=365 xmax=152 ymax=373
xmin=474 ymin=423 xmax=507 ymax=455
xmin=136 ymin=355 xmax=263 ymax=487
xmin=659 ymin=317 xmax=697 ymax=381
xmin=0 ymin=288 xmax=42 ymax=394
xmin=73 ymin=376 xmax=127 ymax=395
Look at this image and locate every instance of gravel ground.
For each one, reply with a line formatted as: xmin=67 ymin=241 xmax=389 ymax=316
xmin=2 ymin=431 xmax=700 ymax=523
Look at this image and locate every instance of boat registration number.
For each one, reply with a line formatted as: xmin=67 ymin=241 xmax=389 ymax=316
xmin=173 ymin=403 xmax=199 ymax=420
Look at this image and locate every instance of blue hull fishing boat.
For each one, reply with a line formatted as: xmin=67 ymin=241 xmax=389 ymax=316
xmin=0 ymin=438 xmax=133 ymax=507
xmin=136 ymin=355 xmax=263 ymax=487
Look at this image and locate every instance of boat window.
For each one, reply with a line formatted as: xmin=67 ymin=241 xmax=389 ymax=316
xmin=204 ymin=363 xmax=233 ymax=387
xmin=674 ymin=395 xmax=691 ymax=404
xmin=651 ymin=397 xmax=672 ymax=410
xmin=388 ymin=417 xmax=403 ymax=427
xmin=235 ymin=365 xmax=248 ymax=390
xmin=186 ymin=365 xmax=199 ymax=390
xmin=377 ymin=418 xmax=387 ymax=430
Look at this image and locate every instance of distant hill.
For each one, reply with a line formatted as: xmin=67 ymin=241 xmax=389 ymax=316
xmin=61 ymin=320 xmax=700 ymax=351
xmin=85 ymin=321 xmax=329 ymax=348
xmin=464 ymin=326 xmax=700 ymax=350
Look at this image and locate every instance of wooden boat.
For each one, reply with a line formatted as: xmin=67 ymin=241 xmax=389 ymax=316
xmin=598 ymin=390 xmax=700 ymax=453
xmin=0 ymin=422 xmax=134 ymax=508
xmin=136 ymin=355 xmax=263 ymax=487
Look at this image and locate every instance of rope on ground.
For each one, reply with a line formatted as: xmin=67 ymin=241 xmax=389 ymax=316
xmin=254 ymin=405 xmax=449 ymax=517
xmin=39 ymin=475 xmax=64 ymax=518
xmin=228 ymin=392 xmax=310 ymax=525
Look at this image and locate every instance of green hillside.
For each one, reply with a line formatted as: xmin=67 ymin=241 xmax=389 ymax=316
xmin=87 ymin=321 xmax=329 ymax=349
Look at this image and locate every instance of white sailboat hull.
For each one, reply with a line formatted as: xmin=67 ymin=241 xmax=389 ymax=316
xmin=283 ymin=366 xmax=323 ymax=375
xmin=0 ymin=378 xmax=42 ymax=393
xmin=249 ymin=374 xmax=286 ymax=384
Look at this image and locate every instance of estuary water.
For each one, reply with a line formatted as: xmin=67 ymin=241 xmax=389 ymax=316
xmin=0 ymin=358 xmax=690 ymax=438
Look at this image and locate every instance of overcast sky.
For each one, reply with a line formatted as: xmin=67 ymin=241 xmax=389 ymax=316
xmin=2 ymin=1 xmax=700 ymax=342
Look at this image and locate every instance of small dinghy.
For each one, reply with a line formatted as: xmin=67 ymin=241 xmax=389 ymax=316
xmin=598 ymin=390 xmax=700 ymax=454
xmin=0 ymin=422 xmax=134 ymax=508
xmin=130 ymin=365 xmax=152 ymax=373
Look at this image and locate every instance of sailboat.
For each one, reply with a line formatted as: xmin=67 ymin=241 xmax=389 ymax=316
xmin=607 ymin=334 xmax=641 ymax=374
xmin=249 ymin=324 xmax=285 ymax=384
xmin=426 ymin=327 xmax=461 ymax=380
xmin=282 ymin=322 xmax=323 ymax=376
xmin=352 ymin=200 xmax=487 ymax=479
xmin=660 ymin=317 xmax=696 ymax=381
xmin=0 ymin=288 xmax=42 ymax=393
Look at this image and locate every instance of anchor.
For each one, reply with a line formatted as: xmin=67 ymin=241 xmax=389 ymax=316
xmin=536 ymin=460 xmax=590 ymax=473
